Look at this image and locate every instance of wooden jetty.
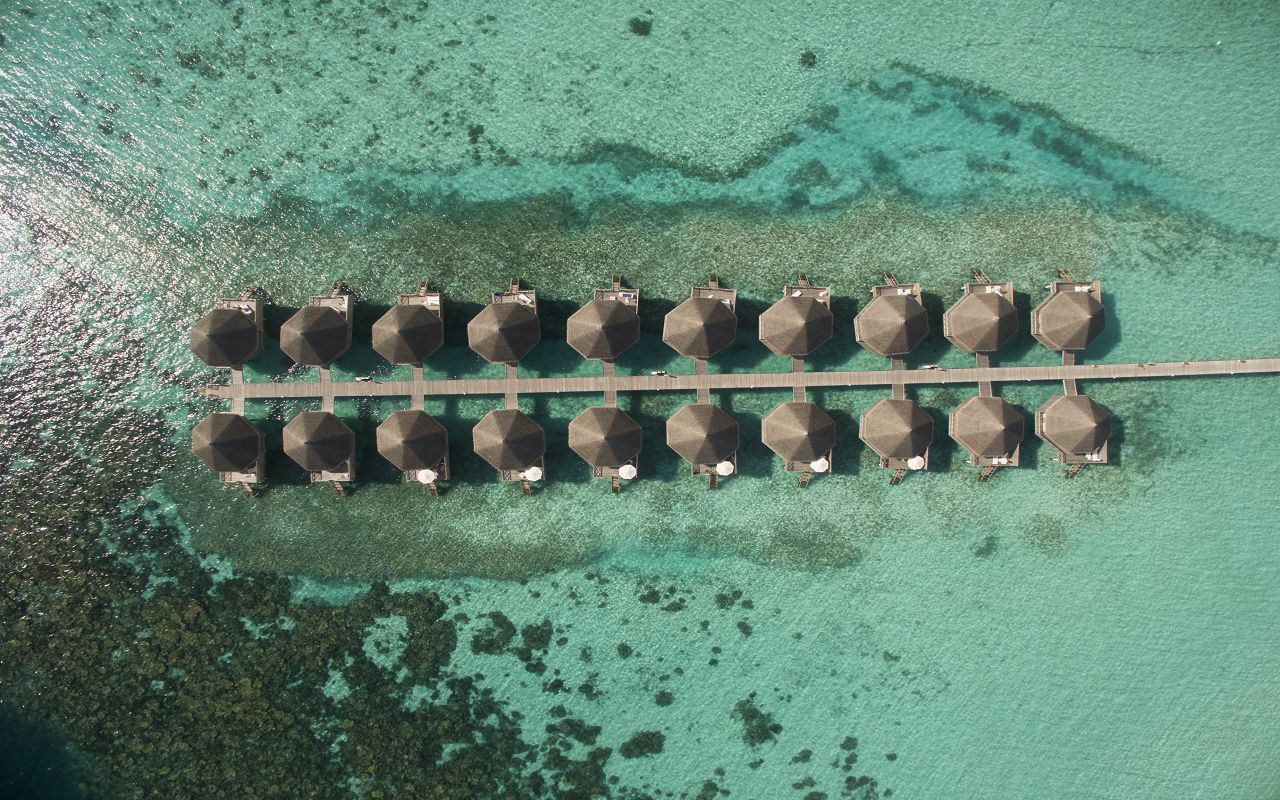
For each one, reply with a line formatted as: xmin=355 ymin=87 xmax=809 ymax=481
xmin=193 ymin=276 xmax=1280 ymax=492
xmin=855 ymin=274 xmax=931 ymax=482
xmin=945 ymin=271 xmax=1023 ymax=479
xmin=568 ymin=277 xmax=643 ymax=490
xmin=203 ymin=357 xmax=1280 ymax=403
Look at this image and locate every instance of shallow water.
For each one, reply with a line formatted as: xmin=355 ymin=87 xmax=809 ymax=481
xmin=2 ymin=2 xmax=1279 ymax=798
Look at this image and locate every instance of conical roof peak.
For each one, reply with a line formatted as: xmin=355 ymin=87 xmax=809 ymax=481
xmin=762 ymin=401 xmax=836 ymax=461
xmin=567 ymin=300 xmax=640 ymax=361
xmin=855 ymin=293 xmax=928 ymax=357
xmin=280 ymin=306 xmax=351 ymax=366
xmin=377 ymin=410 xmax=448 ymax=471
xmin=569 ymin=406 xmax=643 ymax=467
xmin=473 ymin=409 xmax=545 ymax=470
xmin=468 ymin=303 xmax=540 ymax=364
xmin=666 ymin=404 xmax=738 ymax=464
xmin=190 ymin=307 xmax=260 ymax=367
xmin=759 ymin=296 xmax=833 ymax=357
xmin=283 ymin=411 xmax=354 ymax=472
xmin=663 ymin=297 xmax=737 ymax=359
xmin=859 ymin=398 xmax=932 ymax=460
xmin=373 ymin=304 xmax=442 ymax=365
xmin=192 ymin=412 xmax=263 ymax=472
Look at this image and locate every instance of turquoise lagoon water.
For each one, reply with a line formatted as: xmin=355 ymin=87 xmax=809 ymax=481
xmin=2 ymin=1 xmax=1279 ymax=798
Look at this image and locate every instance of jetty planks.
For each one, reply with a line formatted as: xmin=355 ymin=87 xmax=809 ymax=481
xmin=205 ymin=358 xmax=1280 ymax=402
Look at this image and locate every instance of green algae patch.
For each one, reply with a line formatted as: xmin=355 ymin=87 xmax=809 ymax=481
xmin=734 ymin=694 xmax=782 ymax=747
xmin=619 ymin=730 xmax=665 ymax=758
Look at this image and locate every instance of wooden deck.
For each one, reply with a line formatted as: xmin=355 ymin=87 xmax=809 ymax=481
xmin=204 ymin=358 xmax=1280 ymax=402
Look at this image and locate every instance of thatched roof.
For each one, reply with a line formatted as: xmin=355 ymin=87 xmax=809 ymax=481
xmin=372 ymin=304 xmax=443 ymax=365
xmin=280 ymin=306 xmax=351 ymax=366
xmin=758 ymin=296 xmax=833 ymax=357
xmin=190 ymin=307 xmax=260 ymax=367
xmin=376 ymin=410 xmax=448 ymax=471
xmin=854 ymin=294 xmax=929 ymax=357
xmin=467 ymin=303 xmax=540 ymax=364
xmin=567 ymin=300 xmax=641 ymax=361
xmin=859 ymin=398 xmax=933 ymax=460
xmin=472 ymin=409 xmax=545 ymax=470
xmin=943 ymin=291 xmax=1018 ymax=353
xmin=761 ymin=402 xmax=836 ymax=462
xmin=569 ymin=406 xmax=643 ymax=467
xmin=283 ymin=411 xmax=354 ymax=472
xmin=191 ymin=413 xmax=263 ymax=472
xmin=949 ymin=396 xmax=1023 ymax=458
xmin=662 ymin=297 xmax=736 ymax=359
xmin=666 ymin=404 xmax=738 ymax=465
xmin=1032 ymin=291 xmax=1104 ymax=351
xmin=1038 ymin=394 xmax=1110 ymax=455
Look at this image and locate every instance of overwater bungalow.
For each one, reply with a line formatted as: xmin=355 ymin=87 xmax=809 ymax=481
xmin=190 ymin=294 xmax=263 ymax=368
xmin=1030 ymin=280 xmax=1104 ymax=352
xmin=761 ymin=401 xmax=835 ymax=486
xmin=372 ymin=285 xmax=443 ymax=365
xmin=943 ymin=280 xmax=1017 ymax=354
xmin=377 ymin=410 xmax=450 ymax=491
xmin=949 ymin=396 xmax=1024 ymax=468
xmin=467 ymin=280 xmax=540 ymax=365
xmin=473 ymin=408 xmax=546 ymax=491
xmin=662 ymin=275 xmax=737 ymax=360
xmin=191 ymin=412 xmax=264 ymax=487
xmin=758 ymin=276 xmax=833 ymax=358
xmin=666 ymin=403 xmax=739 ymax=488
xmin=569 ymin=406 xmax=643 ymax=490
xmin=854 ymin=280 xmax=928 ymax=358
xmin=860 ymin=398 xmax=933 ymax=477
xmin=280 ymin=287 xmax=353 ymax=367
xmin=1036 ymin=394 xmax=1110 ymax=466
xmin=283 ymin=411 xmax=355 ymax=485
xmin=567 ymin=278 xmax=641 ymax=362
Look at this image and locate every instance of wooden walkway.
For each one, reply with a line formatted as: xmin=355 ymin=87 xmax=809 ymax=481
xmin=206 ymin=358 xmax=1280 ymax=402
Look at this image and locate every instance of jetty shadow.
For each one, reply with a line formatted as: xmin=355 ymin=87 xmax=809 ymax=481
xmin=524 ymin=339 xmax=585 ymax=379
xmin=907 ymin=289 xmax=949 ymax=368
xmin=805 ymin=295 xmax=859 ymax=371
xmin=1007 ymin=399 xmax=1043 ymax=468
xmin=439 ymin=300 xmax=488 ymax=376
xmin=1097 ymin=397 xmax=1123 ymax=467
xmin=343 ymin=301 xmax=397 ymax=380
xmin=1089 ymin=292 xmax=1121 ymax=360
xmin=352 ymin=397 xmax=401 ymax=486
xmin=719 ymin=298 xmax=771 ymax=372
xmin=250 ymin=303 xmax=299 ymax=374
xmin=922 ymin=404 xmax=957 ymax=472
xmin=718 ymin=392 xmax=770 ymax=478
xmin=532 ymin=395 xmax=590 ymax=485
xmin=255 ymin=412 xmax=309 ymax=488
xmin=961 ymin=288 xmax=1026 ymax=366
xmin=809 ymin=389 xmax=861 ymax=477
xmin=624 ymin=400 xmax=685 ymax=482
xmin=524 ymin=296 xmax=591 ymax=377
xmin=619 ymin=297 xmax=680 ymax=375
